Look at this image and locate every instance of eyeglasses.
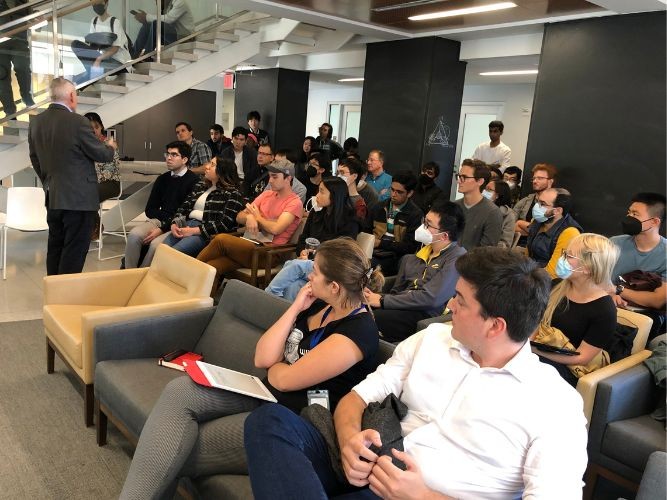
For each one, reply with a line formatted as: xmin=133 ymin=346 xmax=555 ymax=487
xmin=561 ymin=249 xmax=581 ymax=261
xmin=456 ymin=174 xmax=477 ymax=182
xmin=532 ymin=176 xmax=550 ymax=181
xmin=164 ymin=152 xmax=181 ymax=159
xmin=422 ymin=217 xmax=440 ymax=231
xmin=257 ymin=151 xmax=273 ymax=156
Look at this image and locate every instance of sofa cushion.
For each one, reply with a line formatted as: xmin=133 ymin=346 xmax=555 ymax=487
xmin=602 ymin=415 xmax=666 ymax=472
xmin=95 ymin=359 xmax=183 ymax=438
xmin=44 ymin=304 xmax=119 ymax=368
xmin=192 ymin=474 xmax=253 ymax=500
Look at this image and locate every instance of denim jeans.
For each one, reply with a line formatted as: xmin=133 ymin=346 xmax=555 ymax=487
xmin=244 ymin=403 xmax=379 ymax=500
xmin=265 ymin=258 xmax=314 ymax=301
xmin=163 ymin=219 xmax=208 ymax=257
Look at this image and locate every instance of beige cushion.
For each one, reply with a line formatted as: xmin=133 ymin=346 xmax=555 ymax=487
xmin=44 ymin=304 xmax=119 ymax=368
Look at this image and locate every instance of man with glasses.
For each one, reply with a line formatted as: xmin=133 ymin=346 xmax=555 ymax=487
xmin=609 ymin=193 xmax=666 ymax=339
xmin=122 ymin=141 xmax=198 ymax=268
xmin=174 ymin=121 xmax=211 ymax=175
xmin=454 ymin=159 xmax=502 ymax=250
xmin=364 ymin=201 xmax=466 ymax=342
xmin=513 ymin=163 xmax=557 ymax=240
xmin=526 ymin=187 xmax=582 ymax=279
xmin=253 ymin=143 xmax=307 ymax=203
xmin=370 ymin=171 xmax=422 ymax=276
xmin=220 ymin=126 xmax=259 ymax=198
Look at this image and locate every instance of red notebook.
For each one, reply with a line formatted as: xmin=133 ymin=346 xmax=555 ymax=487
xmin=158 ymin=350 xmax=203 ymax=372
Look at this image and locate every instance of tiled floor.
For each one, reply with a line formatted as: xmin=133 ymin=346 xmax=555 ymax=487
xmin=0 ymin=229 xmax=126 ymax=323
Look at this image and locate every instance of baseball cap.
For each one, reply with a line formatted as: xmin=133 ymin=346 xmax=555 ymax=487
xmin=267 ymin=158 xmax=295 ymax=177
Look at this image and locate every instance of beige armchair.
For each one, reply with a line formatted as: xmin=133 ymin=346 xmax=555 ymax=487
xmin=576 ymin=308 xmax=653 ymax=426
xmin=43 ymin=244 xmax=216 ymax=426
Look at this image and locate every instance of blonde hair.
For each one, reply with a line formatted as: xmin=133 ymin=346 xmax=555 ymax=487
xmin=542 ymin=233 xmax=619 ymax=325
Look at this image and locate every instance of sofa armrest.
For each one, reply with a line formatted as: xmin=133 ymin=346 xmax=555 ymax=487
xmin=94 ymin=306 xmax=217 ymax=364
xmin=587 ymin=357 xmax=656 ymax=453
xmin=82 ymin=297 xmax=213 ymax=381
xmin=44 ymin=269 xmax=147 ymax=306
xmin=577 ymin=350 xmax=652 ymax=427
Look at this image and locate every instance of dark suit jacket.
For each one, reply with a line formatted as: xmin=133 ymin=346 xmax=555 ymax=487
xmin=221 ymin=146 xmax=259 ymax=197
xmin=29 ymin=103 xmax=115 ymax=211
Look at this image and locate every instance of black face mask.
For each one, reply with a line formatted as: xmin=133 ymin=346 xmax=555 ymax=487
xmin=622 ymin=216 xmax=651 ymax=236
xmin=93 ymin=3 xmax=106 ymax=15
xmin=306 ymin=165 xmax=318 ymax=178
xmin=419 ymin=174 xmax=434 ymax=186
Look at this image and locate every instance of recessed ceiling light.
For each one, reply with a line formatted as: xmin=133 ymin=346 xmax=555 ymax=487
xmin=338 ymin=78 xmax=364 ymax=82
xmin=479 ymin=70 xmax=539 ymax=76
xmin=409 ymin=2 xmax=517 ymax=21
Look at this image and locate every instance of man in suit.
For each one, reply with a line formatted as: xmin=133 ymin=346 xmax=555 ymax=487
xmin=28 ymin=77 xmax=116 ymax=275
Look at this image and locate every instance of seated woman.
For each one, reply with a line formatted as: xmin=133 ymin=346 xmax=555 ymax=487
xmin=266 ymin=176 xmax=360 ymax=301
xmin=484 ymin=179 xmax=517 ymax=248
xmin=85 ymin=112 xmax=120 ymax=238
xmin=162 ymin=158 xmax=245 ymax=257
xmin=533 ymin=233 xmax=619 ymax=386
xmin=120 ymin=238 xmax=381 ymax=499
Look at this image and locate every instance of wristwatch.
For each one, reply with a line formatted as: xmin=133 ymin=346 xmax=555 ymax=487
xmin=615 ymin=284 xmax=625 ymax=295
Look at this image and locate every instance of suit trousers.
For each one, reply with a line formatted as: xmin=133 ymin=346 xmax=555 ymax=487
xmin=46 ymin=209 xmax=96 ymax=275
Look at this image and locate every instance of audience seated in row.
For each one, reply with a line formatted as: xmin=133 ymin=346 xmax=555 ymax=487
xmin=483 ymin=178 xmax=516 ymax=248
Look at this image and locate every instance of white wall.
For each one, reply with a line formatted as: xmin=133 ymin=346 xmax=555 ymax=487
xmin=461 ymin=83 xmax=535 ymax=171
xmin=192 ymin=76 xmax=234 ymax=134
xmin=305 ymin=84 xmax=363 ymax=139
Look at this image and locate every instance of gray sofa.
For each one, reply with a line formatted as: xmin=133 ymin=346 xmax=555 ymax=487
xmin=584 ymin=358 xmax=666 ymax=499
xmin=93 ymin=279 xmax=396 ymax=498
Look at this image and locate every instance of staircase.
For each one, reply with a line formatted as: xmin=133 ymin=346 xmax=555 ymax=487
xmin=0 ymin=20 xmax=264 ymax=181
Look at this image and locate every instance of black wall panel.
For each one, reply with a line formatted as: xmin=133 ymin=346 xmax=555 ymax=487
xmin=358 ymin=37 xmax=466 ymax=195
xmin=524 ymin=12 xmax=666 ymax=236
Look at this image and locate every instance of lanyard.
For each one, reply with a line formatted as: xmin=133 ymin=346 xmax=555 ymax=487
xmin=309 ymin=305 xmax=366 ymax=349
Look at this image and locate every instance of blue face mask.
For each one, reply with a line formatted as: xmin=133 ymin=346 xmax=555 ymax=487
xmin=532 ymin=203 xmax=551 ymax=223
xmin=482 ymin=189 xmax=493 ymax=200
xmin=555 ymin=255 xmax=574 ymax=279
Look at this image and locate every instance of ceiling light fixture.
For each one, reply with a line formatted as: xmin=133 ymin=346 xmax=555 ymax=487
xmin=409 ymin=2 xmax=517 ymax=21
xmin=480 ymin=70 xmax=538 ymax=76
xmin=338 ymin=77 xmax=364 ymax=82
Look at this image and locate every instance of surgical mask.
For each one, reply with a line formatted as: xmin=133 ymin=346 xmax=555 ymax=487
xmin=414 ymin=225 xmax=433 ymax=245
xmin=92 ymin=3 xmax=106 ymax=15
xmin=555 ymin=255 xmax=574 ymax=279
xmin=482 ymin=190 xmax=494 ymax=200
xmin=621 ymin=216 xmax=651 ymax=236
xmin=506 ymin=181 xmax=517 ymax=189
xmin=306 ymin=164 xmax=318 ymax=178
xmin=306 ymin=196 xmax=323 ymax=212
xmin=338 ymin=174 xmax=349 ymax=184
xmin=532 ymin=203 xmax=552 ymax=223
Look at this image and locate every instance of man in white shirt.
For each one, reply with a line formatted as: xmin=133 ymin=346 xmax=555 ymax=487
xmin=132 ymin=0 xmax=194 ymax=57
xmin=71 ymin=0 xmax=132 ymax=84
xmin=245 ymin=247 xmax=589 ymax=499
xmin=472 ymin=120 xmax=512 ymax=170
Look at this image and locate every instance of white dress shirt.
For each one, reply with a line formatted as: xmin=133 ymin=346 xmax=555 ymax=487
xmin=473 ymin=141 xmax=512 ymax=169
xmin=353 ymin=323 xmax=588 ymax=499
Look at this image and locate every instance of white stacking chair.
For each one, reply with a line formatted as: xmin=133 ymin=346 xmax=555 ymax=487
xmin=2 ymin=187 xmax=49 ymax=280
xmin=93 ymin=180 xmax=127 ymax=261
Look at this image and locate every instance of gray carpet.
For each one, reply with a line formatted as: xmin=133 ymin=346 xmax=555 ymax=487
xmin=0 ymin=320 xmax=132 ymax=499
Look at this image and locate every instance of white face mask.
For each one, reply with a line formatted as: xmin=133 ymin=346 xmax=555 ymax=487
xmin=482 ymin=190 xmax=494 ymax=200
xmin=306 ymin=196 xmax=323 ymax=212
xmin=414 ymin=224 xmax=433 ymax=245
xmin=506 ymin=181 xmax=517 ymax=189
xmin=338 ymin=174 xmax=349 ymax=184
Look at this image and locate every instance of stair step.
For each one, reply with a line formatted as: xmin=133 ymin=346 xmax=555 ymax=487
xmin=134 ymin=62 xmax=177 ymax=75
xmin=0 ymin=134 xmax=24 ymax=144
xmin=162 ymin=50 xmax=199 ymax=62
xmin=199 ymin=31 xmax=239 ymax=43
xmin=115 ymin=73 xmax=154 ymax=83
xmin=176 ymin=41 xmax=218 ymax=52
xmin=89 ymin=83 xmax=129 ymax=94
xmin=77 ymin=95 xmax=104 ymax=105
xmin=2 ymin=120 xmax=29 ymax=130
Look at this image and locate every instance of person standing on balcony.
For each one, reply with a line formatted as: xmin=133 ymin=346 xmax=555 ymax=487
xmin=28 ymin=78 xmax=117 ymax=275
xmin=71 ymin=0 xmax=132 ymax=85
xmin=132 ymin=0 xmax=194 ymax=57
xmin=0 ymin=0 xmax=35 ymax=117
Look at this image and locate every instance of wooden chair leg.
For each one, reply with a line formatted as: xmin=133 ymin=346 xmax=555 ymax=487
xmin=583 ymin=464 xmax=598 ymax=500
xmin=46 ymin=339 xmax=55 ymax=374
xmin=84 ymin=384 xmax=94 ymax=427
xmin=95 ymin=399 xmax=107 ymax=446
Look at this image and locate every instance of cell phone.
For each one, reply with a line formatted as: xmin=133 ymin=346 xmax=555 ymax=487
xmin=162 ymin=349 xmax=187 ymax=362
xmin=130 ymin=9 xmax=138 ymax=15
xmin=307 ymin=390 xmax=330 ymax=410
xmin=106 ymin=128 xmax=116 ymax=141
xmin=530 ymin=341 xmax=580 ymax=356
